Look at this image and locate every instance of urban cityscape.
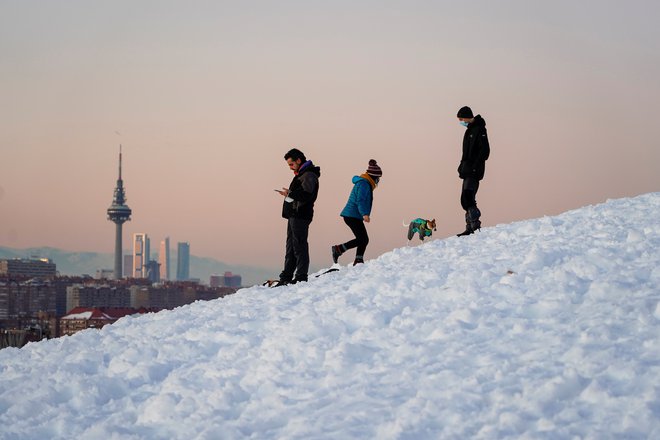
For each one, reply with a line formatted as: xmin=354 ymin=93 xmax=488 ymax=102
xmin=0 ymin=149 xmax=242 ymax=349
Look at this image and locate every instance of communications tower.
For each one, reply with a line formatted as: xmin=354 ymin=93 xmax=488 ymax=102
xmin=107 ymin=146 xmax=132 ymax=279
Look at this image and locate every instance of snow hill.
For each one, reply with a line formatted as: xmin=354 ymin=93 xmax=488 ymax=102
xmin=1 ymin=193 xmax=659 ymax=439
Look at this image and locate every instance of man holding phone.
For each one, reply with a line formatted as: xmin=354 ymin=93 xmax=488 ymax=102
xmin=274 ymin=148 xmax=321 ymax=285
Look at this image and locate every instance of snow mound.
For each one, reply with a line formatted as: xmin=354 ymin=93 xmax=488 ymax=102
xmin=1 ymin=193 xmax=659 ymax=439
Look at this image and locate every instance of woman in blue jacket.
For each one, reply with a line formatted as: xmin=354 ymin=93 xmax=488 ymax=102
xmin=331 ymin=160 xmax=382 ymax=265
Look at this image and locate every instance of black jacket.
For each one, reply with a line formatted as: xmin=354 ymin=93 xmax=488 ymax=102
xmin=282 ymin=161 xmax=321 ymax=220
xmin=458 ymin=115 xmax=490 ymax=181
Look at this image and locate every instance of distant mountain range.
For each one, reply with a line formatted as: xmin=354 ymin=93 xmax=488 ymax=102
xmin=0 ymin=246 xmax=274 ymax=287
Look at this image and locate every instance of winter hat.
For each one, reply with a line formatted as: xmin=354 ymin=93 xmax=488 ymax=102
xmin=366 ymin=159 xmax=383 ymax=177
xmin=457 ymin=106 xmax=474 ymax=118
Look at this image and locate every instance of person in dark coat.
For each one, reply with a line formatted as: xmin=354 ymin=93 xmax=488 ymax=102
xmin=275 ymin=148 xmax=321 ymax=284
xmin=331 ymin=159 xmax=382 ymax=266
xmin=456 ymin=106 xmax=490 ymax=236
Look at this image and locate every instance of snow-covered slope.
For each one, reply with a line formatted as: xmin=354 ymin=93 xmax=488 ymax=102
xmin=1 ymin=194 xmax=659 ymax=439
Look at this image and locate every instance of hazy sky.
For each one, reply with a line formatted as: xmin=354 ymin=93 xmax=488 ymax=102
xmin=1 ymin=0 xmax=659 ymax=271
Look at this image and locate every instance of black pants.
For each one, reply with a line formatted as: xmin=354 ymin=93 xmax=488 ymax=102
xmin=342 ymin=216 xmax=369 ymax=257
xmin=460 ymin=178 xmax=480 ymax=211
xmin=280 ymin=218 xmax=311 ymax=282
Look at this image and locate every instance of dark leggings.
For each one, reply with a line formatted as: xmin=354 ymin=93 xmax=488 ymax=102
xmin=342 ymin=216 xmax=369 ymax=257
xmin=460 ymin=177 xmax=480 ymax=211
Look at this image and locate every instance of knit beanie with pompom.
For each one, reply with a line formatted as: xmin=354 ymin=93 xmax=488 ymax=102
xmin=366 ymin=159 xmax=382 ymax=177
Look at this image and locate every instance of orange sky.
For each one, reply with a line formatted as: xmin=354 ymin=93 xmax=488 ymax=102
xmin=1 ymin=1 xmax=659 ymax=270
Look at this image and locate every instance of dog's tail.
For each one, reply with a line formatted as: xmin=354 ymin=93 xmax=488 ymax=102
xmin=402 ymin=220 xmax=409 ymax=228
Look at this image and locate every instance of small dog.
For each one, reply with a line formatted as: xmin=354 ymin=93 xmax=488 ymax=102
xmin=404 ymin=218 xmax=437 ymax=241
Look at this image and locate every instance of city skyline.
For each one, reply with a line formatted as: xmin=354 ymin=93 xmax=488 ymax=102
xmin=0 ymin=258 xmax=239 ymax=348
xmin=1 ymin=1 xmax=659 ymax=269
xmin=108 ymin=150 xmax=193 ymax=281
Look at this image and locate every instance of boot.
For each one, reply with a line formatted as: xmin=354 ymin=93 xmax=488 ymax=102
xmin=467 ymin=207 xmax=482 ymax=233
xmin=331 ymin=245 xmax=344 ymax=264
xmin=457 ymin=226 xmax=474 ymax=237
xmin=457 ymin=207 xmax=481 ymax=236
xmin=272 ymin=279 xmax=292 ymax=288
xmin=353 ymin=256 xmax=364 ymax=266
xmin=457 ymin=212 xmax=473 ymax=236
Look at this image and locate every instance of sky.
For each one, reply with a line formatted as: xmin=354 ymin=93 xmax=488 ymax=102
xmin=1 ymin=0 xmax=659 ymax=270
xmin=2 ymin=193 xmax=659 ymax=438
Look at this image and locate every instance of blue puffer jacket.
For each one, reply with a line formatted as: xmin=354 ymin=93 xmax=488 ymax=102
xmin=340 ymin=176 xmax=373 ymax=219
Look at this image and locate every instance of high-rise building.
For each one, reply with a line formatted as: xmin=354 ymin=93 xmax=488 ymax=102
xmin=176 ymin=242 xmax=190 ymax=281
xmin=145 ymin=237 xmax=151 ymax=269
xmin=145 ymin=260 xmax=160 ymax=284
xmin=133 ymin=233 xmax=148 ymax=278
xmin=0 ymin=258 xmax=57 ymax=278
xmin=123 ymin=255 xmax=133 ymax=278
xmin=0 ymin=279 xmax=58 ymax=319
xmin=107 ymin=146 xmax=132 ymax=280
xmin=159 ymin=237 xmax=170 ymax=281
xmin=66 ymin=285 xmax=131 ymax=311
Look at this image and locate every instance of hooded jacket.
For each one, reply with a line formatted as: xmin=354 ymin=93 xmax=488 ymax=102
xmin=458 ymin=115 xmax=490 ymax=181
xmin=340 ymin=174 xmax=375 ymax=219
xmin=282 ymin=161 xmax=321 ymax=221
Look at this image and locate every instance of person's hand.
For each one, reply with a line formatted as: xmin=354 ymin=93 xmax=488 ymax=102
xmin=276 ymin=188 xmax=289 ymax=197
xmin=363 ymin=215 xmax=370 ymax=223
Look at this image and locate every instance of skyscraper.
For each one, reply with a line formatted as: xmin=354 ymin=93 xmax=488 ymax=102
xmin=133 ymin=233 xmax=148 ymax=278
xmin=159 ymin=237 xmax=170 ymax=281
xmin=145 ymin=260 xmax=160 ymax=284
xmin=123 ymin=255 xmax=133 ymax=278
xmin=107 ymin=146 xmax=132 ymax=280
xmin=176 ymin=242 xmax=190 ymax=281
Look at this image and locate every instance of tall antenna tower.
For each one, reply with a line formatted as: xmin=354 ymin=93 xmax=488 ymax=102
xmin=107 ymin=146 xmax=132 ymax=279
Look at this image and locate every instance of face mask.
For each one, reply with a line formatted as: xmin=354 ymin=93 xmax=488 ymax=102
xmin=459 ymin=121 xmax=469 ymax=127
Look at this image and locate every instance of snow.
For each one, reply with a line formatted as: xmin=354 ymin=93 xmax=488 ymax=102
xmin=1 ymin=193 xmax=659 ymax=439
xmin=61 ymin=311 xmax=94 ymax=320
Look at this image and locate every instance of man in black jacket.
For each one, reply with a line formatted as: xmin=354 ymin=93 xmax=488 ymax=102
xmin=275 ymin=148 xmax=321 ymax=284
xmin=456 ymin=106 xmax=490 ymax=236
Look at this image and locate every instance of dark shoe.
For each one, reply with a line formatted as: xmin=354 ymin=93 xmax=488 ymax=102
xmin=353 ymin=257 xmax=364 ymax=266
xmin=272 ymin=279 xmax=293 ymax=287
xmin=457 ymin=226 xmax=474 ymax=237
xmin=331 ymin=245 xmax=344 ymax=264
